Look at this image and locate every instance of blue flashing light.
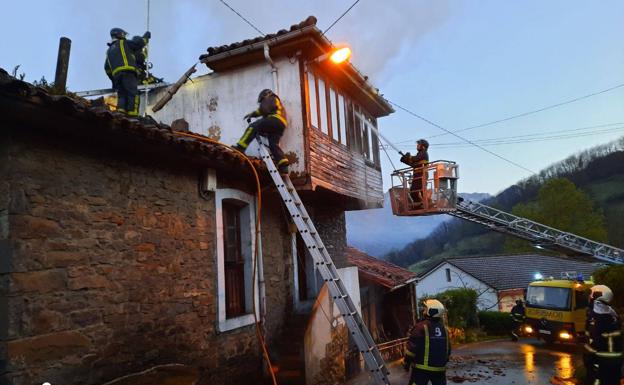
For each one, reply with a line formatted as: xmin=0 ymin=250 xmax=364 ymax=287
xmin=534 ymin=272 xmax=544 ymax=280
xmin=577 ymin=273 xmax=584 ymax=282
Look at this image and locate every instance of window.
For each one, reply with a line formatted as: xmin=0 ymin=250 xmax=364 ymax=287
xmin=575 ymin=289 xmax=590 ymax=309
xmin=216 ymin=189 xmax=258 ymax=332
xmin=526 ymin=286 xmax=571 ymax=310
xmin=318 ymin=78 xmax=328 ymax=135
xmin=338 ymin=94 xmax=347 ymax=146
xmin=223 ymin=201 xmax=245 ymax=318
xmin=445 ymin=268 xmax=451 ymax=282
xmin=307 ymin=72 xmax=318 ymax=129
xmin=330 ymin=87 xmax=339 ymax=142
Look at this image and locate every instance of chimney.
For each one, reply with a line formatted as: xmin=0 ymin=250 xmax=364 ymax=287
xmin=54 ymin=37 xmax=71 ymax=94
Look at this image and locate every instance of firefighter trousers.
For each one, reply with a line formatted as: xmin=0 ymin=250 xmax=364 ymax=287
xmin=409 ymin=368 xmax=446 ymax=385
xmin=584 ymin=354 xmax=622 ymax=385
xmin=237 ymin=116 xmax=288 ymax=169
xmin=114 ymin=72 xmax=139 ymax=116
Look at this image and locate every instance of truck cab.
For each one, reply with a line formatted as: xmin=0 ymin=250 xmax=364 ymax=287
xmin=523 ymin=276 xmax=592 ymax=343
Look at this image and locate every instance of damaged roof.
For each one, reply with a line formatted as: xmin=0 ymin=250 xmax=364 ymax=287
xmin=0 ymin=68 xmax=262 ymax=176
xmin=346 ymin=247 xmax=418 ymax=290
xmin=199 ymin=16 xmax=393 ymax=117
xmin=420 ymin=254 xmax=602 ymax=291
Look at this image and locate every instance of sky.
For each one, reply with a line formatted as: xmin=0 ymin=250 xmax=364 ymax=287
xmin=3 ymin=0 xmax=624 ymax=194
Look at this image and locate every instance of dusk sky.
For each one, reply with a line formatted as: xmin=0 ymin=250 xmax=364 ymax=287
xmin=3 ymin=0 xmax=624 ymax=194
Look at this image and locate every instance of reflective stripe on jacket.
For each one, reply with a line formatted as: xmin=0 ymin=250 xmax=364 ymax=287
xmin=105 ymin=36 xmax=147 ymax=78
xmin=251 ymin=94 xmax=288 ymax=126
xmin=405 ymin=319 xmax=451 ymax=372
xmin=584 ymin=302 xmax=622 ymax=359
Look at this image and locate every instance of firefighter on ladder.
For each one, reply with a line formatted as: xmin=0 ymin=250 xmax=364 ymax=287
xmin=400 ymin=139 xmax=429 ymax=206
xmin=583 ymin=284 xmax=622 ymax=385
xmin=510 ymin=299 xmax=525 ymax=342
xmin=403 ymin=299 xmax=451 ymax=385
xmin=233 ymin=89 xmax=289 ymax=174
xmin=105 ymin=28 xmax=151 ymax=117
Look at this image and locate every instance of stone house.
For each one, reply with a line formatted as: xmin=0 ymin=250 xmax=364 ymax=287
xmin=0 ymin=15 xmax=394 ymax=385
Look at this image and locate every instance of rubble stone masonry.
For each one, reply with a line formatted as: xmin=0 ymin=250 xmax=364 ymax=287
xmin=0 ymin=132 xmax=293 ymax=385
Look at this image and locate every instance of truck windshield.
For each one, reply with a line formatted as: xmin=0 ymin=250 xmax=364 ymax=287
xmin=526 ymin=286 xmax=571 ymax=310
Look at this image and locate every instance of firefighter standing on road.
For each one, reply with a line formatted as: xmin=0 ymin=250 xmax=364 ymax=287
xmin=105 ymin=28 xmax=151 ymax=117
xmin=403 ymin=299 xmax=451 ymax=385
xmin=233 ymin=89 xmax=289 ymax=174
xmin=510 ymin=299 xmax=526 ymax=342
xmin=400 ymin=139 xmax=429 ymax=205
xmin=583 ymin=284 xmax=622 ymax=385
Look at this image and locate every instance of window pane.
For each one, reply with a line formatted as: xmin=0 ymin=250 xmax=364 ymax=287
xmin=223 ymin=201 xmax=246 ymax=319
xmin=354 ymin=106 xmax=363 ymax=154
xmin=307 ymin=71 xmax=318 ymax=128
xmin=363 ymin=121 xmax=371 ymax=160
xmin=367 ymin=116 xmax=374 ymax=162
xmin=338 ymin=94 xmax=347 ymax=146
xmin=330 ymin=88 xmax=339 ymax=142
xmin=318 ymin=78 xmax=328 ymax=135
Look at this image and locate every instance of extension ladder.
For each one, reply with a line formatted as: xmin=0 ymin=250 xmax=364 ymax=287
xmin=257 ymin=137 xmax=391 ymax=385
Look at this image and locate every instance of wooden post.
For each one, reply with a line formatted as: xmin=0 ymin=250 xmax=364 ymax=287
xmin=54 ymin=37 xmax=71 ymax=93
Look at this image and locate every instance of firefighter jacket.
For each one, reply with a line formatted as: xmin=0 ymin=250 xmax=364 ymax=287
xmin=400 ymin=150 xmax=429 ymax=169
xmin=105 ymin=35 xmax=149 ymax=80
xmin=404 ymin=318 xmax=451 ymax=372
xmin=248 ymin=94 xmax=287 ymax=126
xmin=510 ymin=304 xmax=526 ymax=322
xmin=584 ymin=300 xmax=622 ymax=360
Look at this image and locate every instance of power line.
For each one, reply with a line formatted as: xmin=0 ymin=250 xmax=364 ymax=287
xmin=218 ymin=0 xmax=265 ymax=36
xmin=389 ymin=100 xmax=536 ymax=174
xmin=323 ymin=0 xmax=362 ymax=35
xmin=396 ymin=82 xmax=624 ymax=144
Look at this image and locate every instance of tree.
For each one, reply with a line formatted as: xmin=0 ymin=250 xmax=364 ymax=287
xmin=505 ymin=178 xmax=608 ymax=252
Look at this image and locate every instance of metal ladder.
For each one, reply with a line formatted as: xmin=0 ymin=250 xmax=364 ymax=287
xmin=256 ymin=137 xmax=391 ymax=385
xmin=452 ymin=199 xmax=624 ymax=264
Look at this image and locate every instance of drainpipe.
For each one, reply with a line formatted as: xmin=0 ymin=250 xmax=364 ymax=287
xmin=257 ymin=210 xmax=267 ymax=326
xmin=263 ymin=43 xmax=279 ymax=94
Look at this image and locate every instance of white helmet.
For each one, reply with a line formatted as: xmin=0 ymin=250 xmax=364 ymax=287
xmin=590 ymin=285 xmax=613 ymax=304
xmin=423 ymin=299 xmax=445 ymax=318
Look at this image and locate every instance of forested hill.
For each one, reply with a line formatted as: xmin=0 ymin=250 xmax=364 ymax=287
xmin=385 ymin=137 xmax=624 ymax=272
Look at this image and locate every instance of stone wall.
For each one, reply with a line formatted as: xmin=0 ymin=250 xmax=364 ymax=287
xmin=0 ymin=132 xmax=293 ymax=385
xmin=312 ymin=206 xmax=347 ymax=268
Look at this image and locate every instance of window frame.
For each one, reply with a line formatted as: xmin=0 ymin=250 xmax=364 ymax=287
xmin=445 ymin=268 xmax=452 ymax=282
xmin=216 ymin=189 xmax=259 ymax=332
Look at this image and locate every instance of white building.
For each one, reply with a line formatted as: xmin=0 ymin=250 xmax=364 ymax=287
xmin=417 ymin=254 xmax=601 ymax=312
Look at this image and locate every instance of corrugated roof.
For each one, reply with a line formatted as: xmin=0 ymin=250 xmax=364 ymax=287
xmin=0 ymin=68 xmax=263 ymax=174
xmin=346 ymin=247 xmax=417 ymax=290
xmin=422 ymin=254 xmax=603 ymax=291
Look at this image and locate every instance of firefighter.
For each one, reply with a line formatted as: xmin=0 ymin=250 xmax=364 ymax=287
xmin=510 ymin=299 xmax=525 ymax=342
xmin=583 ymin=284 xmax=622 ymax=385
xmin=400 ymin=139 xmax=429 ymax=205
xmin=233 ymin=89 xmax=289 ymax=174
xmin=105 ymin=28 xmax=151 ymax=117
xmin=403 ymin=299 xmax=451 ymax=385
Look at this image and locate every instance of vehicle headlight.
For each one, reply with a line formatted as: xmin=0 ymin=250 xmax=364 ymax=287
xmin=524 ymin=325 xmax=534 ymax=333
xmin=559 ymin=331 xmax=572 ymax=340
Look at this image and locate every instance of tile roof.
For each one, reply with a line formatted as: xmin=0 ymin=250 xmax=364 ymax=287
xmin=202 ymin=16 xmax=318 ymax=58
xmin=346 ymin=247 xmax=417 ymax=290
xmin=422 ymin=254 xmax=603 ymax=291
xmin=0 ymin=68 xmax=263 ymax=174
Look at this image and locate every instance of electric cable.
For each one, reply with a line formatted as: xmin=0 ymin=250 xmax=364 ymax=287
xmin=172 ymin=131 xmax=278 ymax=385
xmin=389 ymin=100 xmax=536 ymax=174
xmin=218 ymin=0 xmax=266 ymax=36
xmin=323 ymin=0 xmax=361 ymax=35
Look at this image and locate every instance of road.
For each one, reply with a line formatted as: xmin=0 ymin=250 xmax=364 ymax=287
xmin=348 ymin=338 xmax=583 ymax=385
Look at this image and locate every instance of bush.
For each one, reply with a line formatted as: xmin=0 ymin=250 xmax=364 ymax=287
xmin=433 ymin=288 xmax=479 ymax=329
xmin=593 ymin=264 xmax=624 ymax=312
xmin=478 ymin=311 xmax=513 ymax=335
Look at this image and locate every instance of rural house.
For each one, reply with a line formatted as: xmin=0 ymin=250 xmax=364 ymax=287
xmin=417 ymin=254 xmax=602 ymax=311
xmin=0 ymin=15 xmax=394 ymax=385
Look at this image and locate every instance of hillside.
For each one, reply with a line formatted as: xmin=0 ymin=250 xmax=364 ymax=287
xmin=345 ymin=192 xmax=489 ymax=257
xmin=384 ymin=136 xmax=624 ymax=273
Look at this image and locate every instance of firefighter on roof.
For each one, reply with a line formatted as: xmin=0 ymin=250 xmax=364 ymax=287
xmin=403 ymin=299 xmax=451 ymax=385
xmin=400 ymin=139 xmax=429 ymax=205
xmin=233 ymin=89 xmax=289 ymax=174
xmin=583 ymin=284 xmax=622 ymax=385
xmin=105 ymin=28 xmax=151 ymax=117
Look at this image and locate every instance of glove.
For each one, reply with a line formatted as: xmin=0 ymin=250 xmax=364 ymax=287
xmin=143 ymin=31 xmax=151 ymax=39
xmin=243 ymin=113 xmax=254 ymax=121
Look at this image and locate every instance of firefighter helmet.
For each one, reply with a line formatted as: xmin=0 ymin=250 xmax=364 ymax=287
xmin=258 ymin=89 xmax=273 ymax=103
xmin=423 ymin=299 xmax=445 ymax=318
xmin=110 ymin=28 xmax=128 ymax=39
xmin=590 ymin=285 xmax=613 ymax=304
xmin=417 ymin=139 xmax=429 ymax=149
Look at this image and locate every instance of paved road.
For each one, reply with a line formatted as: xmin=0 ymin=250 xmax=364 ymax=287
xmin=348 ymin=338 xmax=583 ymax=385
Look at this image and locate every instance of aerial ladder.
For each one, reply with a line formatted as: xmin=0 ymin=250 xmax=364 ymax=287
xmin=388 ymin=162 xmax=624 ymax=265
xmin=256 ymin=137 xmax=391 ymax=385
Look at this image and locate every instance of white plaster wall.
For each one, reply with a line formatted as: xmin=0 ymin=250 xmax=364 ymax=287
xmin=417 ymin=263 xmax=499 ymax=311
xmin=148 ymin=57 xmax=305 ymax=174
xmin=304 ymin=267 xmax=361 ymax=385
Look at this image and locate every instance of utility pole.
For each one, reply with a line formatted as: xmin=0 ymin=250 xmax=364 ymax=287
xmin=54 ymin=37 xmax=71 ymax=94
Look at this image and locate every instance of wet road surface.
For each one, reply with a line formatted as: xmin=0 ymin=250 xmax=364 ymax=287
xmin=348 ymin=338 xmax=582 ymax=385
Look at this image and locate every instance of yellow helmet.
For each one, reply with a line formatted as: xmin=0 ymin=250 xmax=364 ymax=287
xmin=423 ymin=299 xmax=445 ymax=318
